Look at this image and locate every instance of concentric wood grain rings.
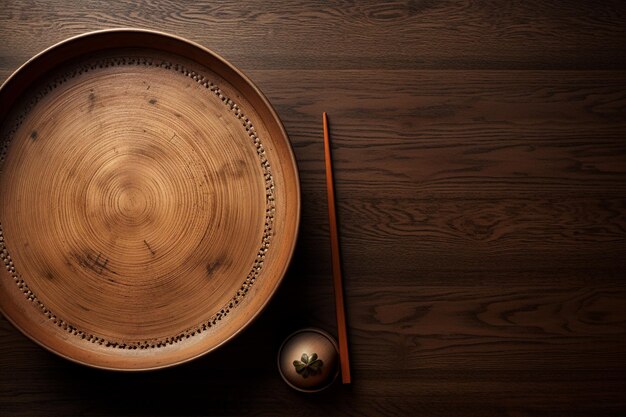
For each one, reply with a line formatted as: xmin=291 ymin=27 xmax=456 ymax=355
xmin=0 ymin=29 xmax=300 ymax=370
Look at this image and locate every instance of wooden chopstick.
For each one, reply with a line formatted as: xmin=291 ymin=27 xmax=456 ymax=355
xmin=323 ymin=112 xmax=351 ymax=384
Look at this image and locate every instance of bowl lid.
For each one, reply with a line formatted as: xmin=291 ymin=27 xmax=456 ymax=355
xmin=278 ymin=328 xmax=340 ymax=392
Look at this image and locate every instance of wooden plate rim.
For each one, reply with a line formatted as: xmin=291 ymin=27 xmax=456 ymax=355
xmin=0 ymin=28 xmax=301 ymax=370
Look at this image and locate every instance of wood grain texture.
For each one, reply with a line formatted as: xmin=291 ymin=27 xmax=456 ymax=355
xmin=0 ymin=30 xmax=300 ymax=370
xmin=1 ymin=1 xmax=625 ymax=416
xmin=1 ymin=1 xmax=625 ymax=72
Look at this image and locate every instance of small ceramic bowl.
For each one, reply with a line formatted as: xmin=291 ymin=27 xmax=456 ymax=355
xmin=277 ymin=328 xmax=340 ymax=392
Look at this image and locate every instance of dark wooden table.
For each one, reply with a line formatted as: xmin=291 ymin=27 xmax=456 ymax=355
xmin=1 ymin=2 xmax=625 ymax=416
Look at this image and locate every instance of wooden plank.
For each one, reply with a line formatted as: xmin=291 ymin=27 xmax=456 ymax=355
xmin=0 ymin=1 xmax=625 ymax=72
xmin=249 ymin=70 xmax=626 ymax=195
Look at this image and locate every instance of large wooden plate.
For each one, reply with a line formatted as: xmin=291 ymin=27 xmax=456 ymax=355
xmin=0 ymin=29 xmax=300 ymax=370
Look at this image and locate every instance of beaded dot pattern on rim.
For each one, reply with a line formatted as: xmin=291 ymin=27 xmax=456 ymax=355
xmin=0 ymin=51 xmax=277 ymax=351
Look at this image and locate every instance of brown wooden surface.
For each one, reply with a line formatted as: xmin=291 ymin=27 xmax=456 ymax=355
xmin=1 ymin=1 xmax=625 ymax=416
